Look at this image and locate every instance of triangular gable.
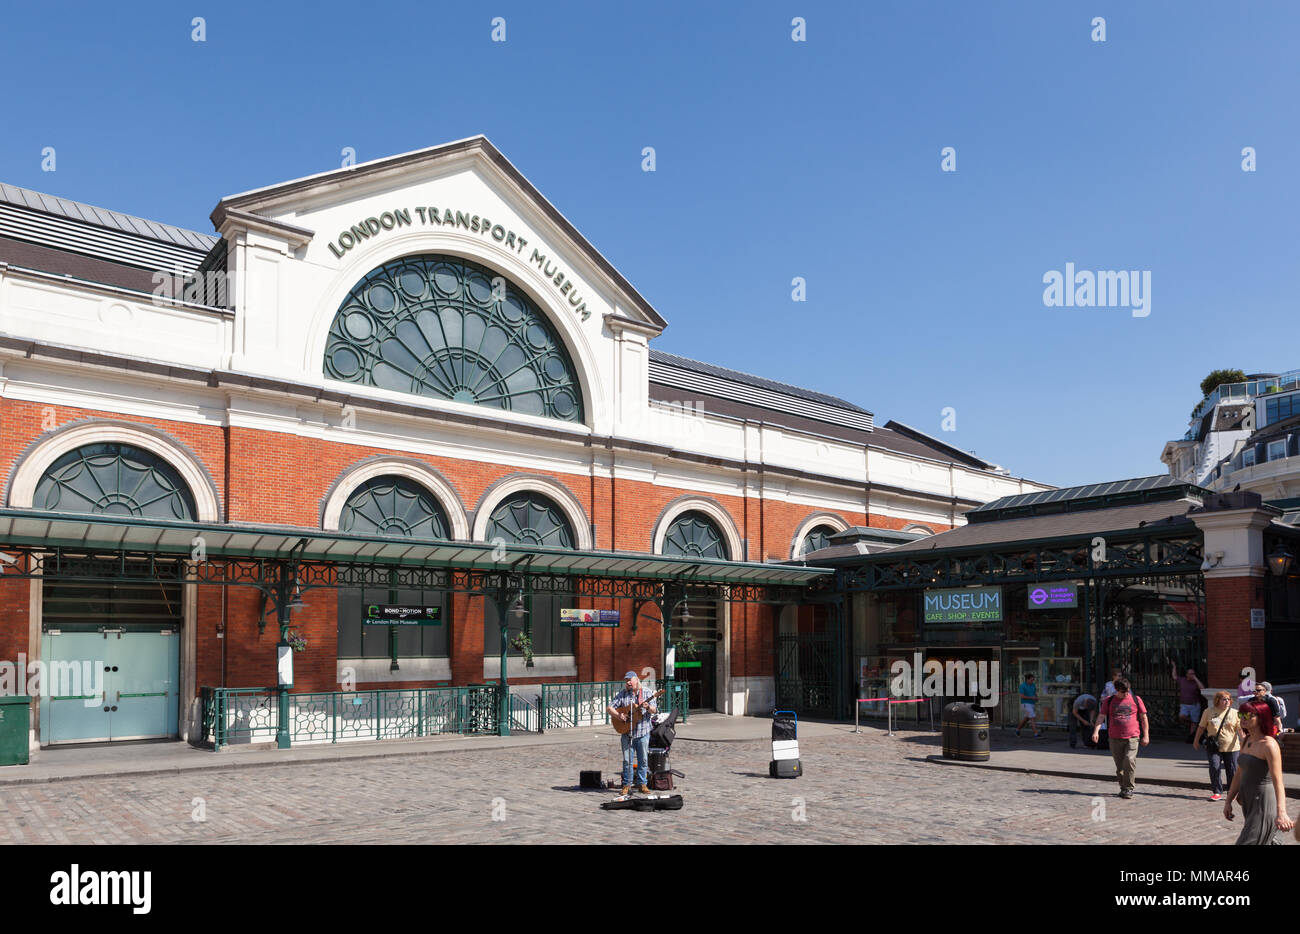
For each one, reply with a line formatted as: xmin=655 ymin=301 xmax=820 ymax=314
xmin=210 ymin=135 xmax=666 ymax=332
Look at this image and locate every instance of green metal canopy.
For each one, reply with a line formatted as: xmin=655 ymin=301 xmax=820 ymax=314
xmin=0 ymin=508 xmax=830 ymax=587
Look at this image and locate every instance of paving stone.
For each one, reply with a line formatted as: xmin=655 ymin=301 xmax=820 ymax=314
xmin=1 ymin=729 xmax=1287 ymax=845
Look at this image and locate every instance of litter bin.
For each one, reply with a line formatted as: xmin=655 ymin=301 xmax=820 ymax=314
xmin=941 ymin=701 xmax=990 ymax=762
xmin=0 ymin=695 xmax=31 ymax=766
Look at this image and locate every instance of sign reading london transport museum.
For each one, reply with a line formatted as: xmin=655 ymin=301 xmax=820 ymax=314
xmin=325 ymin=205 xmax=593 ymax=319
xmin=923 ymin=586 xmax=1003 ymax=623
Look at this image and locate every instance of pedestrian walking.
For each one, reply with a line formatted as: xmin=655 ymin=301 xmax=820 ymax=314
xmin=1223 ymin=699 xmax=1294 ymax=844
xmin=1255 ymin=682 xmax=1287 ymax=734
xmin=1068 ymin=692 xmax=1098 ymax=749
xmin=1092 ymin=678 xmax=1148 ymax=799
xmin=1016 ymin=673 xmax=1039 ymax=737
xmin=1171 ymin=659 xmax=1205 ymax=742
xmin=1192 ymin=691 xmax=1241 ymax=801
xmin=1101 ymin=668 xmax=1123 ymax=701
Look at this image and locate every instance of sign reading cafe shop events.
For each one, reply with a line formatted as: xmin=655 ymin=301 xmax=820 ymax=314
xmin=923 ymin=587 xmax=1003 ymax=623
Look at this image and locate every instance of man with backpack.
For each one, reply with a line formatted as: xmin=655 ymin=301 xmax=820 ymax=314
xmin=1091 ymin=678 xmax=1149 ymax=799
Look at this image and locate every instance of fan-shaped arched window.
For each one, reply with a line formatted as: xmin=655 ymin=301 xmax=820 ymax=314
xmin=339 ymin=476 xmax=450 ymax=540
xmin=324 ymin=254 xmax=583 ymax=422
xmin=482 ymin=491 xmax=576 ymax=657
xmin=797 ymin=525 xmax=838 ymax=558
xmin=484 ymin=492 xmax=575 ymax=549
xmin=336 ymin=476 xmax=451 ymax=659
xmin=33 ymin=443 xmax=196 ymax=520
xmin=662 ymin=511 xmax=730 ymax=560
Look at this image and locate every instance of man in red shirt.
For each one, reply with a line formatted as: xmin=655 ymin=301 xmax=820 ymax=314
xmin=1091 ymin=678 xmax=1149 ymax=799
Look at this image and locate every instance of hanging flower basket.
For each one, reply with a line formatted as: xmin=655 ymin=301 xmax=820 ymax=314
xmin=509 ymin=631 xmax=535 ymax=667
xmin=286 ymin=629 xmax=308 ymax=653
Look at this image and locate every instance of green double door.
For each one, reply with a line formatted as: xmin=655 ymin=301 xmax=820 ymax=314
xmin=40 ymin=630 xmax=180 ymax=744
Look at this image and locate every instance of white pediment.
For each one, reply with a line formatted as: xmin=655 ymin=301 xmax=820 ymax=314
xmin=211 ymin=136 xmax=665 ymax=333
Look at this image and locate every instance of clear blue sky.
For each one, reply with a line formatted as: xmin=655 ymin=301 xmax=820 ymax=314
xmin=3 ymin=1 xmax=1296 ymax=488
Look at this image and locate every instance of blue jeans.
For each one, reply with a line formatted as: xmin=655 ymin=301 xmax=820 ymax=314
xmin=1207 ymin=748 xmax=1238 ymax=795
xmin=621 ymin=732 xmax=649 ymax=787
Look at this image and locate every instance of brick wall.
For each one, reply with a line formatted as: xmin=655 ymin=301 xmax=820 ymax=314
xmin=1205 ymin=575 xmax=1267 ymax=686
xmin=0 ymin=398 xmax=959 ymax=704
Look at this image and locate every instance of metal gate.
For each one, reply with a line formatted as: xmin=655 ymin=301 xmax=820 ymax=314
xmin=1094 ymin=576 xmax=1206 ymax=737
xmin=775 ymin=632 xmax=841 ymax=718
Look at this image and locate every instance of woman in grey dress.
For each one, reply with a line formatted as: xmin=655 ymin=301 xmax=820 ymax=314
xmin=1223 ymin=699 xmax=1294 ymax=844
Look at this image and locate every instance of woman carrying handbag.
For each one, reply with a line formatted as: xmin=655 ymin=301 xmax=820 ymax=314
xmin=1193 ymin=691 xmax=1241 ymax=801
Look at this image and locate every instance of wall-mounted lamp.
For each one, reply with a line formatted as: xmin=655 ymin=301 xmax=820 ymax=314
xmin=1266 ymin=545 xmax=1295 ymax=577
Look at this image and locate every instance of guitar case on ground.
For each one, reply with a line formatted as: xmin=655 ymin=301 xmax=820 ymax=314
xmin=600 ymin=794 xmax=684 ymax=811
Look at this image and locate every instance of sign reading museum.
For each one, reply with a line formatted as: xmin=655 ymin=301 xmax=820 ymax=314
xmin=923 ymin=586 xmax=1003 ymax=623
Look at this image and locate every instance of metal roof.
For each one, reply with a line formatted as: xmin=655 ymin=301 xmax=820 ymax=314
xmin=649 ymin=349 xmax=874 ymax=430
xmin=882 ymin=499 xmax=1200 ymax=555
xmin=966 ymin=475 xmax=1198 ymax=521
xmin=0 ymin=182 xmax=217 ymax=253
xmin=0 ymin=509 xmax=830 ymax=587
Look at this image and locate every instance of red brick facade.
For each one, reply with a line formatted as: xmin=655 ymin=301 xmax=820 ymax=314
xmin=2 ymin=400 xmax=954 ymax=703
xmin=1204 ymin=574 xmax=1267 ymax=687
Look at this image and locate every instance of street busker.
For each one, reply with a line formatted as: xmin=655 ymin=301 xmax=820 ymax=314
xmin=1092 ymin=678 xmax=1149 ymax=799
xmin=1223 ymin=699 xmax=1293 ymax=844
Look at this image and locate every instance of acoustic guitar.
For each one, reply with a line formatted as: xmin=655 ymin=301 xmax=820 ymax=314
xmin=612 ymin=689 xmax=666 ymax=735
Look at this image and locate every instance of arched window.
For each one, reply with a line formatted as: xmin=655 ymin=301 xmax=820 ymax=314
xmin=336 ymin=476 xmax=450 ymax=660
xmin=339 ymin=476 xmax=450 ymax=540
xmin=323 ymin=254 xmax=584 ymax=422
xmin=797 ymin=525 xmax=838 ymax=558
xmin=483 ymin=491 xmax=575 ymax=657
xmin=662 ymin=511 xmax=730 ymax=560
xmin=484 ymin=492 xmax=575 ymax=549
xmin=33 ymin=443 xmax=196 ymax=520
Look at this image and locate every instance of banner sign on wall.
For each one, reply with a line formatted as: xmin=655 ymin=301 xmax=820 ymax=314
xmin=365 ymin=605 xmax=442 ymax=625
xmin=560 ymin=609 xmax=620 ymax=627
xmin=923 ymin=587 xmax=1003 ymax=623
xmin=1027 ymin=584 xmax=1079 ymax=609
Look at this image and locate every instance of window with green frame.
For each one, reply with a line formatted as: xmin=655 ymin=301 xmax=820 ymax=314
xmin=34 ymin=443 xmax=197 ymax=520
xmin=337 ymin=587 xmax=449 ymax=658
xmin=484 ymin=591 xmax=574 ymax=657
xmin=323 ymin=253 xmax=584 ymax=423
xmin=335 ymin=475 xmax=452 ymax=658
xmin=661 ymin=511 xmax=730 ymax=560
xmin=482 ymin=491 xmax=577 ymax=655
xmin=797 ymin=524 xmax=838 ymax=558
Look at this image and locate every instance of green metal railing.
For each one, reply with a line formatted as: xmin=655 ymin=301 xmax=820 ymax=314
xmin=200 ymin=680 xmax=688 ymax=748
xmin=540 ymin=679 xmax=687 ymax=731
xmin=200 ymin=684 xmax=500 ymax=749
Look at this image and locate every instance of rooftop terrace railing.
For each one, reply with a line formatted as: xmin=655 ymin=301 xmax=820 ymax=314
xmin=1188 ymin=370 xmax=1300 ymax=434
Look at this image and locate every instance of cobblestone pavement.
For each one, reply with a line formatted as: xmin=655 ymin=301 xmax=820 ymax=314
xmin=0 ymin=730 xmax=1287 ymax=844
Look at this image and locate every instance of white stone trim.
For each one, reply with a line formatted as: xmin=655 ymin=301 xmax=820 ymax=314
xmin=482 ymin=654 xmax=577 ymax=679
xmin=339 ymin=657 xmax=452 ymax=684
xmin=790 ymin=512 xmax=851 ymax=560
xmin=321 ymin=458 xmax=469 ymax=540
xmin=652 ymin=497 xmax=743 ymax=561
xmin=472 ymin=475 xmax=593 ymax=550
xmin=9 ymin=422 xmax=220 ymax=522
